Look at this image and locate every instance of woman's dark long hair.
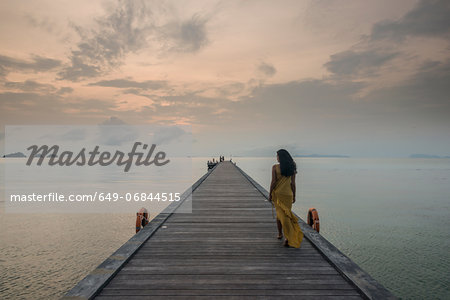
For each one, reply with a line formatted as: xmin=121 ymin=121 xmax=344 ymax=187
xmin=277 ymin=149 xmax=297 ymax=177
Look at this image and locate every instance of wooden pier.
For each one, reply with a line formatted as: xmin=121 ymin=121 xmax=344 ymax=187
xmin=64 ymin=161 xmax=396 ymax=299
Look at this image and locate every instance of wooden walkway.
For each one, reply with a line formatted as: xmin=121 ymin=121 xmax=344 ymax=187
xmin=64 ymin=161 xmax=396 ymax=299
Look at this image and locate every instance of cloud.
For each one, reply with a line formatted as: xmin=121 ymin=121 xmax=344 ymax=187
xmin=215 ymin=82 xmax=246 ymax=97
xmin=152 ymin=126 xmax=188 ymax=145
xmin=59 ymin=128 xmax=87 ymax=141
xmin=136 ymin=92 xmax=232 ymax=125
xmin=4 ymin=80 xmax=58 ymax=93
xmin=324 ymin=50 xmax=399 ymax=77
xmin=371 ymin=0 xmax=450 ymax=41
xmin=98 ymin=117 xmax=140 ymax=146
xmin=0 ymin=92 xmax=119 ymax=127
xmin=58 ymin=0 xmax=154 ymax=81
xmin=57 ymin=87 xmax=74 ymax=95
xmin=2 ymin=80 xmax=73 ymax=96
xmin=0 ymin=54 xmax=61 ymax=77
xmin=25 ymin=15 xmax=60 ymax=35
xmin=98 ymin=126 xmax=139 ymax=146
xmin=158 ymin=14 xmax=209 ymax=53
xmin=364 ymin=59 xmax=450 ymax=120
xmin=0 ymin=66 xmax=7 ymax=78
xmin=57 ymin=55 xmax=102 ymax=81
xmin=100 ymin=116 xmax=127 ymax=125
xmin=58 ymin=1 xmax=210 ymax=81
xmin=257 ymin=62 xmax=277 ymax=77
xmin=322 ymin=0 xmax=450 ymax=87
xmin=259 ymin=61 xmax=450 ymax=125
xmin=88 ymin=78 xmax=168 ymax=90
xmin=238 ymin=79 xmax=365 ymax=118
xmin=122 ymin=88 xmax=145 ymax=96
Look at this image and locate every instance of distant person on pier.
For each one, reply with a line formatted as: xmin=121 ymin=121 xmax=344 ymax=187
xmin=269 ymin=149 xmax=303 ymax=248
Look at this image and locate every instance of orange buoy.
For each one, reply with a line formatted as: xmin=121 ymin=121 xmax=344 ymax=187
xmin=307 ymin=207 xmax=320 ymax=233
xmin=136 ymin=207 xmax=149 ymax=233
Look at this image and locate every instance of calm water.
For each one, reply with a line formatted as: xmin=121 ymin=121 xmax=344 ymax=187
xmin=1 ymin=157 xmax=449 ymax=299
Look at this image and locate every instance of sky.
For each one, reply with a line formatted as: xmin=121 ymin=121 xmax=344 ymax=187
xmin=0 ymin=0 xmax=449 ymax=157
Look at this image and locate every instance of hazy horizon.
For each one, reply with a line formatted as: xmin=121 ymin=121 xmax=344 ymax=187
xmin=2 ymin=151 xmax=450 ymax=159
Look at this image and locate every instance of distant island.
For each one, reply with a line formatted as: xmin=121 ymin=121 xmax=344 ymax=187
xmin=3 ymin=152 xmax=26 ymax=158
xmin=294 ymin=154 xmax=350 ymax=158
xmin=1 ymin=152 xmax=59 ymax=158
xmin=229 ymin=153 xmax=350 ymax=158
xmin=409 ymin=154 xmax=450 ymax=159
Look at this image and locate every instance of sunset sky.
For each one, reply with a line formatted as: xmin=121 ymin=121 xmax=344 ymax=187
xmin=1 ymin=0 xmax=449 ymax=157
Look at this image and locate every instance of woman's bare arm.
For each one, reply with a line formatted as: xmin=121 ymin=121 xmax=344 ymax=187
xmin=291 ymin=172 xmax=296 ymax=203
xmin=269 ymin=165 xmax=277 ymax=202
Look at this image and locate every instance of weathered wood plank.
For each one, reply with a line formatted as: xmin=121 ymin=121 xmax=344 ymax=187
xmin=118 ymin=267 xmax=341 ymax=275
xmin=97 ymin=289 xmax=363 ymax=296
xmin=111 ymin=274 xmax=349 ymax=283
xmin=96 ymin=296 xmax=364 ymax=300
xmin=102 ymin=283 xmax=357 ymax=290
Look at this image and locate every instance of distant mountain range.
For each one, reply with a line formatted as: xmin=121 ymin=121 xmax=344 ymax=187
xmin=294 ymin=154 xmax=350 ymax=158
xmin=2 ymin=152 xmax=58 ymax=158
xmin=409 ymin=154 xmax=450 ymax=158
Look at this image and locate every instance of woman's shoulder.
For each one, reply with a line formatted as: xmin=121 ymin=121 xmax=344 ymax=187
xmin=272 ymin=163 xmax=280 ymax=169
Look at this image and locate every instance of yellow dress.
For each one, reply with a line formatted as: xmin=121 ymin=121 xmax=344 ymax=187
xmin=272 ymin=164 xmax=304 ymax=248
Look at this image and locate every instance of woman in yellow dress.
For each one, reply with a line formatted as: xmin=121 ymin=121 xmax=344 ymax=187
xmin=269 ymin=149 xmax=304 ymax=248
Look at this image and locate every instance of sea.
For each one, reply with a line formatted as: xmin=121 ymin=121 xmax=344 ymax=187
xmin=0 ymin=157 xmax=449 ymax=299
